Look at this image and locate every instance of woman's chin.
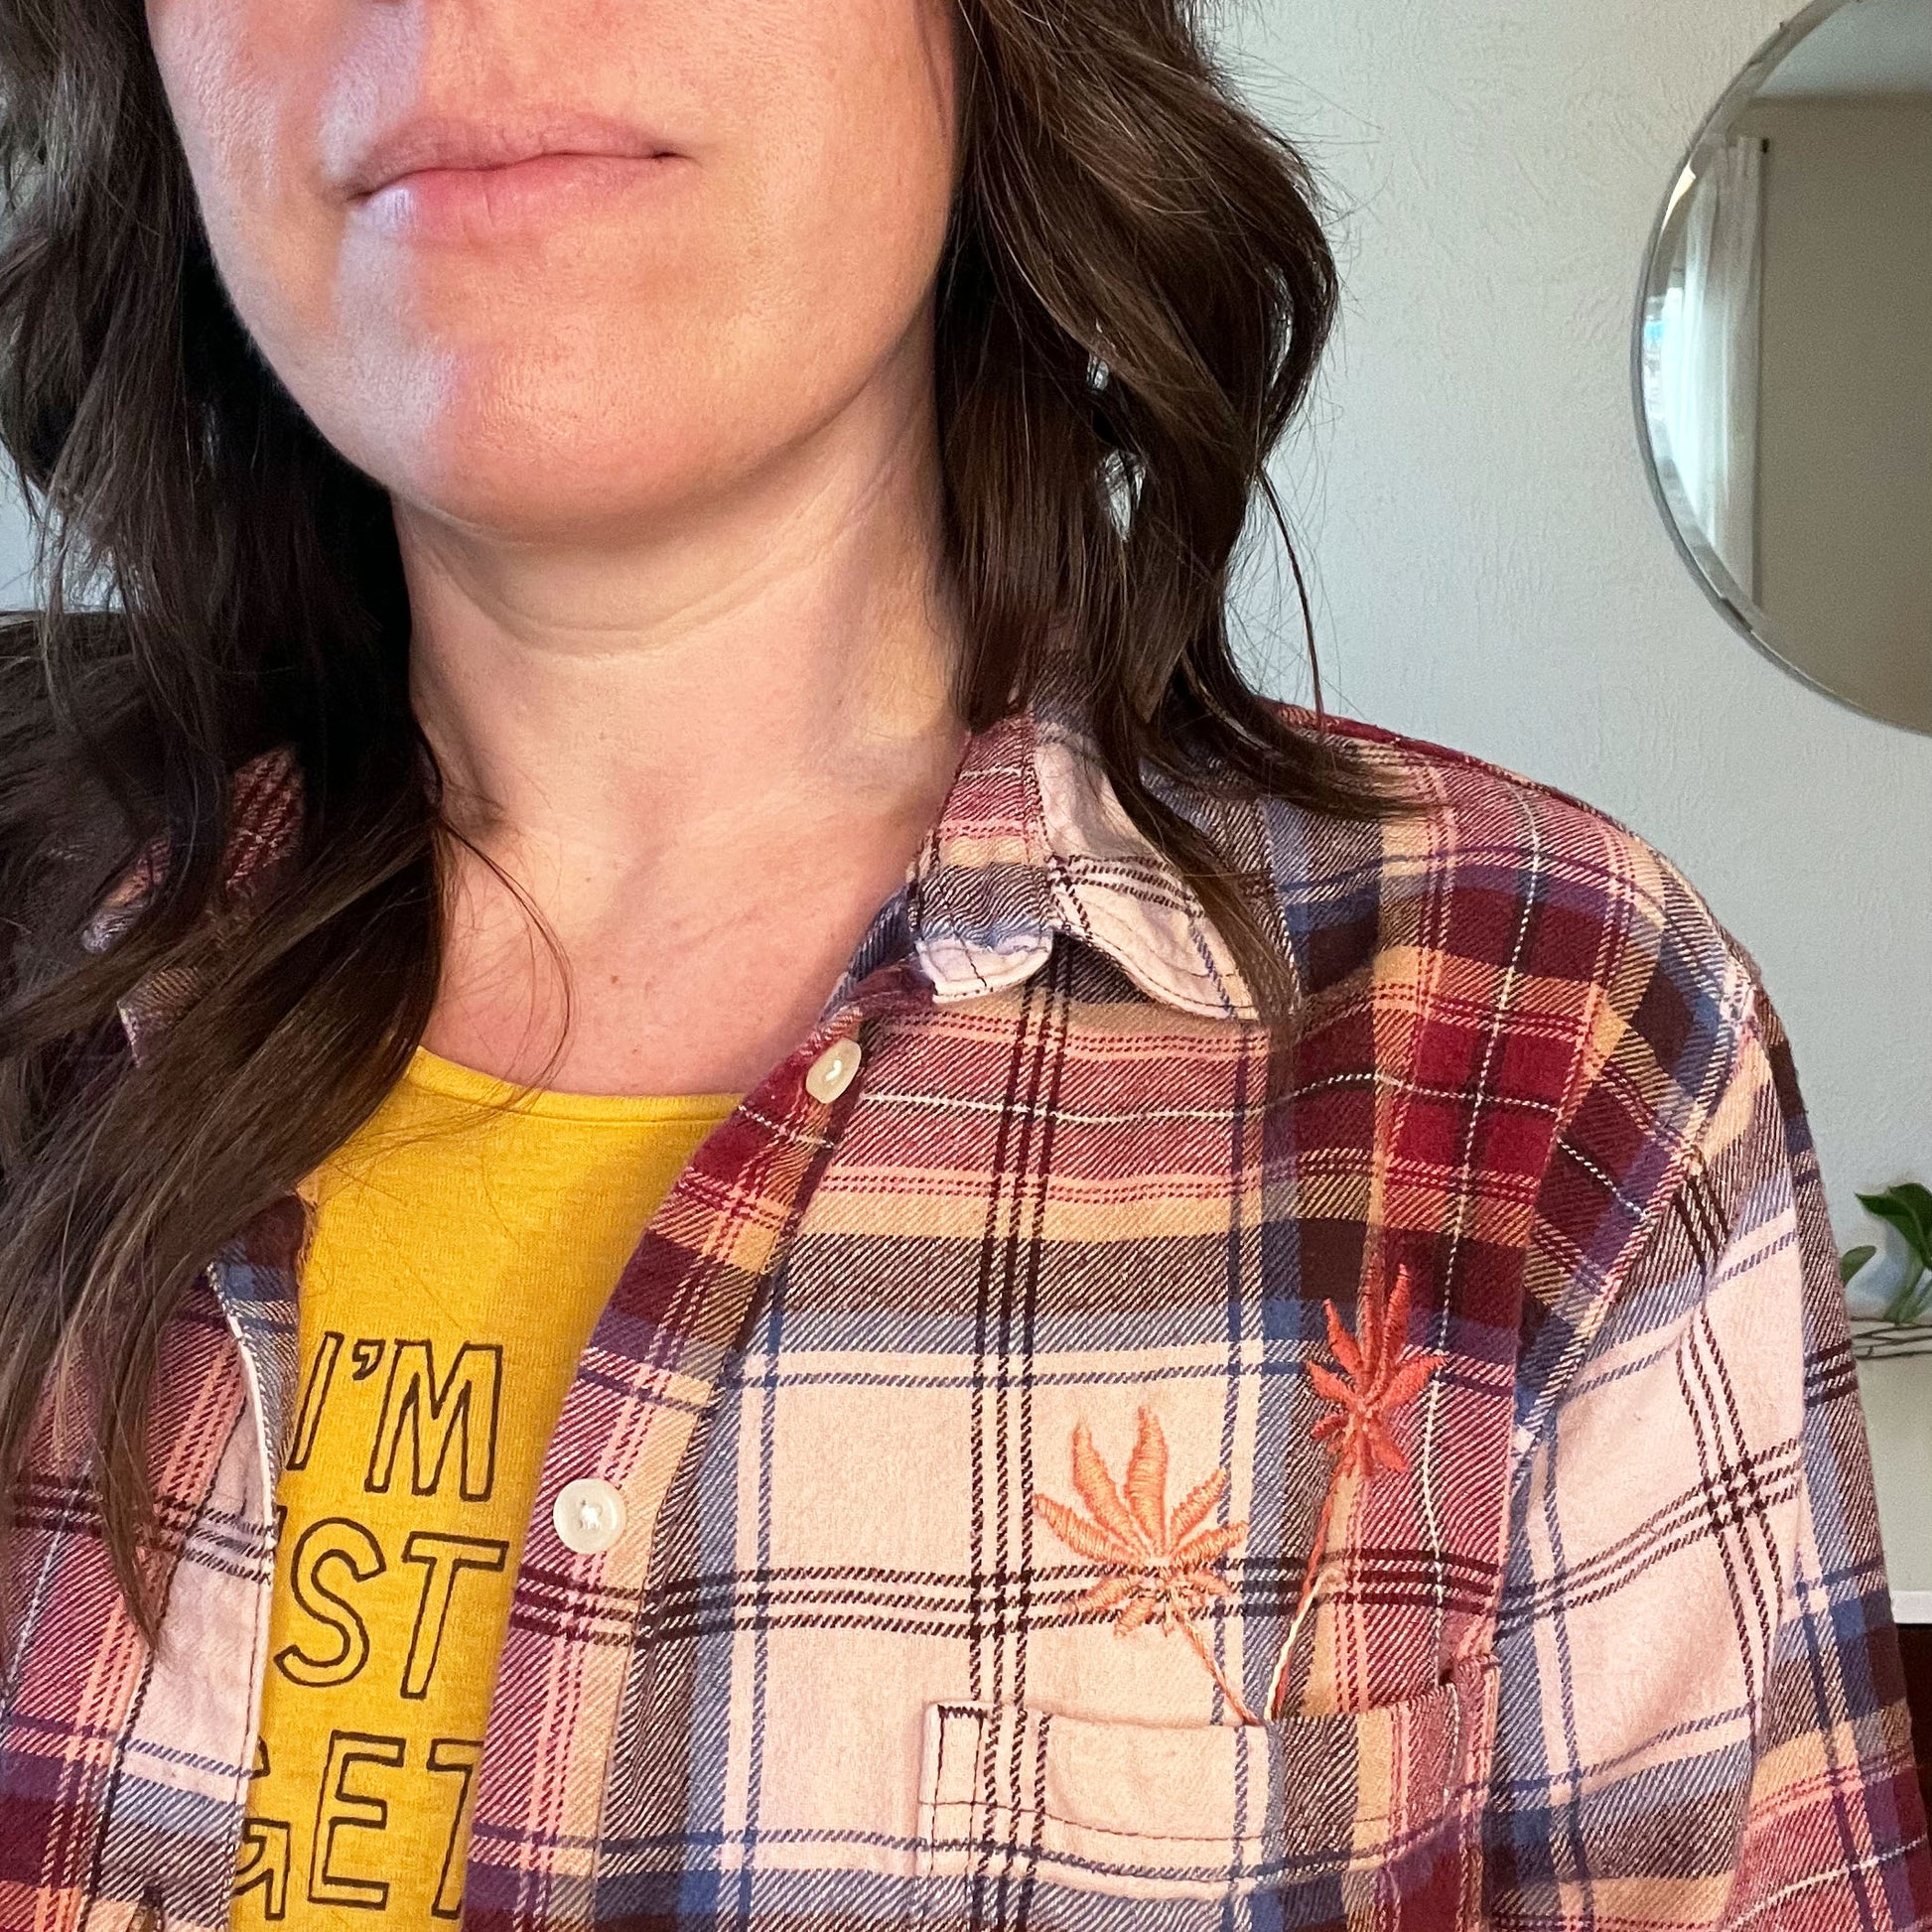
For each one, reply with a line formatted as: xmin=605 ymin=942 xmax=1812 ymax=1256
xmin=373 ymin=422 xmax=727 ymax=544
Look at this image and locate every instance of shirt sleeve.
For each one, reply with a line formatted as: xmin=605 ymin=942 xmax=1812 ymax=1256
xmin=1485 ymin=984 xmax=1932 ymax=1929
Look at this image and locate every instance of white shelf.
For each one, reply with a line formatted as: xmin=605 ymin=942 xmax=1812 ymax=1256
xmin=1893 ymin=1591 xmax=1932 ymax=1626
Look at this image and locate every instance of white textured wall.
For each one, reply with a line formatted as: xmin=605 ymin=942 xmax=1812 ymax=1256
xmin=0 ymin=485 xmax=32 ymax=606
xmin=1222 ymin=0 xmax=1932 ymax=1585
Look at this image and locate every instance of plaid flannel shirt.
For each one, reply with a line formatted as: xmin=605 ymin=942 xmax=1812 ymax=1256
xmin=1 ymin=700 xmax=1926 ymax=1932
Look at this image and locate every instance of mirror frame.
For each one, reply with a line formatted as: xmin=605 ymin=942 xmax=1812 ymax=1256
xmin=1630 ymin=0 xmax=1928 ymax=736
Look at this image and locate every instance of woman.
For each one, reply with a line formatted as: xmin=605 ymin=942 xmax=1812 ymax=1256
xmin=0 ymin=0 xmax=1923 ymax=1928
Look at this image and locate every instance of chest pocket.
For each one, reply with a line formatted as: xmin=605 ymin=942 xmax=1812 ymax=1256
xmin=913 ymin=1656 xmax=1496 ymax=1930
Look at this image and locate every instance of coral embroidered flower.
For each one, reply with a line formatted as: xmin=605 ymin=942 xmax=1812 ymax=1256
xmin=1033 ymin=1409 xmax=1258 ymax=1725
xmin=1267 ymin=1264 xmax=1446 ymax=1718
xmin=1308 ymin=1263 xmax=1446 ymax=1481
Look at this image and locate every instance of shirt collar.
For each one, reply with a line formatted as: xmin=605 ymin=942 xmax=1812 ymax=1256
xmin=94 ymin=746 xmax=306 ymax=1065
xmin=107 ymin=700 xmax=1264 ymax=1061
xmin=905 ymin=701 xmax=1263 ymax=1023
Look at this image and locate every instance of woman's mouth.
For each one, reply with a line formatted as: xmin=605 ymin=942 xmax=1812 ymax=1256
xmin=343 ymin=116 xmax=690 ymax=242
xmin=354 ymin=152 xmax=687 ymax=241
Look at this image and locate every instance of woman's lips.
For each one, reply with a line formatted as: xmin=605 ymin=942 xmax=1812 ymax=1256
xmin=351 ymin=150 xmax=688 ymax=242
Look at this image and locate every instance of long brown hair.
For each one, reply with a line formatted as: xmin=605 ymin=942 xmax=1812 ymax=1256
xmin=0 ymin=0 xmax=1387 ymax=1629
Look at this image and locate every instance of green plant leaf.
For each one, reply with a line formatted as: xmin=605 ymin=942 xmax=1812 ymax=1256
xmin=1841 ymin=1245 xmax=1877 ymax=1285
xmin=1886 ymin=1267 xmax=1932 ymax=1326
xmin=1892 ymin=1182 xmax=1932 ymax=1249
xmin=1859 ymin=1187 xmax=1932 ymax=1271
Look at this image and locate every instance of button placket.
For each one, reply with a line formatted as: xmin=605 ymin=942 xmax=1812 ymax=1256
xmin=544 ymin=1017 xmax=876 ymax=1570
xmin=476 ymin=978 xmax=925 ymax=1872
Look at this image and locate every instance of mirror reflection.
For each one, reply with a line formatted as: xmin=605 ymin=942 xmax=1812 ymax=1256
xmin=1638 ymin=0 xmax=1932 ymax=732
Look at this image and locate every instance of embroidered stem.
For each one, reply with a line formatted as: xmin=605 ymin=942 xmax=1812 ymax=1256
xmin=1266 ymin=1480 xmax=1339 ymax=1720
xmin=1178 ymin=1613 xmax=1260 ymax=1726
xmin=1267 ymin=1268 xmax=1448 ymax=1723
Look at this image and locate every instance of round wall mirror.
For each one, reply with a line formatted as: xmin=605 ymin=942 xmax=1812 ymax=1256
xmin=1635 ymin=0 xmax=1932 ymax=733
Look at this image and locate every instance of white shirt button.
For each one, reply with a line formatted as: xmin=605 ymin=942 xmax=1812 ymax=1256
xmin=804 ymin=1038 xmax=863 ymax=1104
xmin=553 ymin=1476 xmax=626 ymax=1556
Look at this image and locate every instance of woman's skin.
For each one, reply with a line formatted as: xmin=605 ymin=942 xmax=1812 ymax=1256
xmin=145 ymin=0 xmax=971 ymax=1096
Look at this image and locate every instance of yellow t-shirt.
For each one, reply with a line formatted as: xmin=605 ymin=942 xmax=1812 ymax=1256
xmin=231 ymin=1048 xmax=739 ymax=1930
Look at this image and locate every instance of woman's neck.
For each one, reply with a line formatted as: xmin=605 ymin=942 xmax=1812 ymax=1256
xmin=401 ymin=345 xmax=968 ymax=1098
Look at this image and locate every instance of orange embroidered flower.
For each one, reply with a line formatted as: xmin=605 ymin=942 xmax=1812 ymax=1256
xmin=1308 ymin=1264 xmax=1446 ymax=1481
xmin=1033 ymin=1409 xmax=1258 ymax=1725
xmin=1267 ymin=1264 xmax=1446 ymax=1719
